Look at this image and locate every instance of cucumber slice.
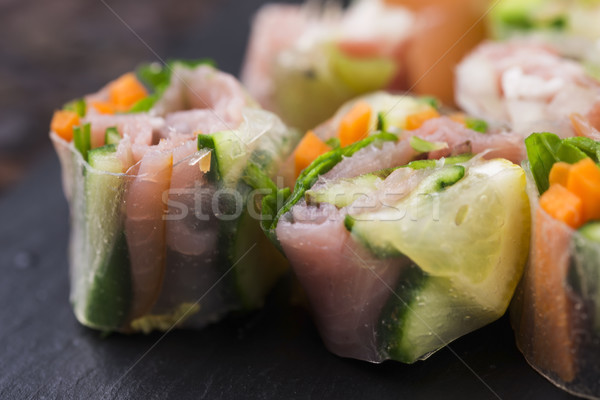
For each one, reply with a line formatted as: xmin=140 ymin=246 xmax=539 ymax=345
xmin=345 ymin=165 xmax=466 ymax=258
xmin=328 ymin=45 xmax=396 ymax=94
xmin=305 ymin=174 xmax=383 ymax=208
xmin=347 ymin=159 xmax=530 ymax=362
xmin=571 ymin=222 xmax=600 ymax=331
xmin=198 ymin=111 xmax=297 ymax=309
xmin=379 ymin=267 xmax=498 ymax=363
xmin=105 ymin=127 xmax=121 ymax=145
xmin=78 ymin=144 xmax=131 ymax=330
xmin=230 ymin=206 xmax=287 ymax=309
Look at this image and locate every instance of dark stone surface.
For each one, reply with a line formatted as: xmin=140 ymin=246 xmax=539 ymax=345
xmin=0 ymin=151 xmax=576 ymax=399
xmin=0 ymin=0 xmax=578 ymax=398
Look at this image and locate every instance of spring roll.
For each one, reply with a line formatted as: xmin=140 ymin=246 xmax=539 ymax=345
xmin=49 ymin=60 xmax=298 ymax=333
xmin=489 ymin=0 xmax=600 ymax=78
xmin=241 ymin=0 xmax=486 ymax=131
xmin=512 ymin=132 xmax=600 ymax=398
xmin=456 ymin=40 xmax=600 ymax=138
xmin=255 ymin=94 xmax=530 ymax=363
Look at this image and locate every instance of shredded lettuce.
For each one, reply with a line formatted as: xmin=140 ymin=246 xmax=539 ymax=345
xmin=525 ymin=132 xmax=600 ymax=194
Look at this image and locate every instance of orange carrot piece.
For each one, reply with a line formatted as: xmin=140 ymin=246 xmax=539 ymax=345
xmin=294 ymin=131 xmax=332 ymax=177
xmin=539 ymin=184 xmax=583 ymax=229
xmin=449 ymin=112 xmax=466 ymax=125
xmin=405 ymin=108 xmax=440 ymax=130
xmin=50 ymin=110 xmax=79 ymax=141
xmin=549 ymin=162 xmax=572 ymax=187
xmin=338 ymin=101 xmax=372 ymax=147
xmin=567 ymin=158 xmax=600 ymax=222
xmin=91 ymin=101 xmax=116 ymax=115
xmin=109 ymin=73 xmax=148 ymax=111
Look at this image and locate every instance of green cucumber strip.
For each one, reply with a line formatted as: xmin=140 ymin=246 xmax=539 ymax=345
xmin=377 ymin=112 xmax=386 ymax=132
xmin=82 ymin=144 xmax=131 ymax=330
xmin=305 ymin=174 xmax=382 ymax=208
xmin=344 ymin=165 xmax=466 ymax=259
xmin=378 ymin=266 xmax=494 ymax=363
xmin=261 ymin=132 xmax=398 ymax=242
xmin=404 ymin=154 xmax=474 ymax=170
xmin=105 ymin=127 xmax=121 ymax=145
xmin=419 ymin=96 xmax=440 ymax=110
xmin=465 ymin=118 xmax=488 ymax=133
xmin=73 ymin=123 xmax=92 ymax=161
xmin=571 ymin=222 xmax=600 ymax=331
xmin=64 ymin=98 xmax=87 ymax=117
xmin=409 ymin=136 xmax=448 ymax=153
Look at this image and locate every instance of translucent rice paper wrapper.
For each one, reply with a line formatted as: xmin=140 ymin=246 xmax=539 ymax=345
xmin=275 ymin=158 xmax=530 ymax=363
xmin=50 ymin=108 xmax=297 ymax=333
xmin=511 ymin=165 xmax=600 ymax=398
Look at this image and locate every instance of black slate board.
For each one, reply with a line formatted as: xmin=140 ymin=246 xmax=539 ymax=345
xmin=0 ymin=0 xmax=580 ymax=397
xmin=0 ymin=146 xmax=578 ymax=400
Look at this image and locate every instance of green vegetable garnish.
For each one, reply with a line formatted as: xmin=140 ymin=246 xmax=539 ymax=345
xmin=409 ymin=136 xmax=448 ymax=153
xmin=104 ymin=127 xmax=121 ymax=145
xmin=259 ymin=132 xmax=398 ymax=244
xmin=525 ymin=132 xmax=600 ymax=194
xmin=131 ymin=59 xmax=216 ymax=113
xmin=465 ymin=118 xmax=488 ymax=133
xmin=419 ymin=96 xmax=440 ymax=110
xmin=64 ymin=98 xmax=87 ymax=118
xmin=325 ymin=137 xmax=341 ymax=149
xmin=73 ymin=123 xmax=92 ymax=161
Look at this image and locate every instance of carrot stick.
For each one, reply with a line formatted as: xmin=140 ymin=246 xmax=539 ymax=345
xmin=405 ymin=108 xmax=440 ymax=130
xmin=91 ymin=101 xmax=117 ymax=115
xmin=539 ymin=184 xmax=583 ymax=229
xmin=566 ymin=158 xmax=600 ymax=222
xmin=109 ymin=73 xmax=148 ymax=111
xmin=338 ymin=101 xmax=372 ymax=147
xmin=50 ymin=110 xmax=80 ymax=141
xmin=548 ymin=162 xmax=572 ymax=187
xmin=294 ymin=131 xmax=332 ymax=177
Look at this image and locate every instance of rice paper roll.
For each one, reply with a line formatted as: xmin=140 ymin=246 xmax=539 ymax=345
xmin=489 ymin=0 xmax=600 ymax=78
xmin=241 ymin=0 xmax=486 ymax=131
xmin=455 ymin=40 xmax=600 ymax=139
xmin=49 ymin=61 xmax=299 ymax=333
xmin=256 ymin=95 xmax=531 ymax=363
xmin=512 ymin=132 xmax=600 ymax=398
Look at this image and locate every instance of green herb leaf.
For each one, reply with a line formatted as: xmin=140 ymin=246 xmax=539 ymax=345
xmin=523 ymin=132 xmax=600 ymax=194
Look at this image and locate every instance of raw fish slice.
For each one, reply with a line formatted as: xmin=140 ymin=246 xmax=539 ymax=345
xmin=125 ymin=147 xmax=173 ymax=319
